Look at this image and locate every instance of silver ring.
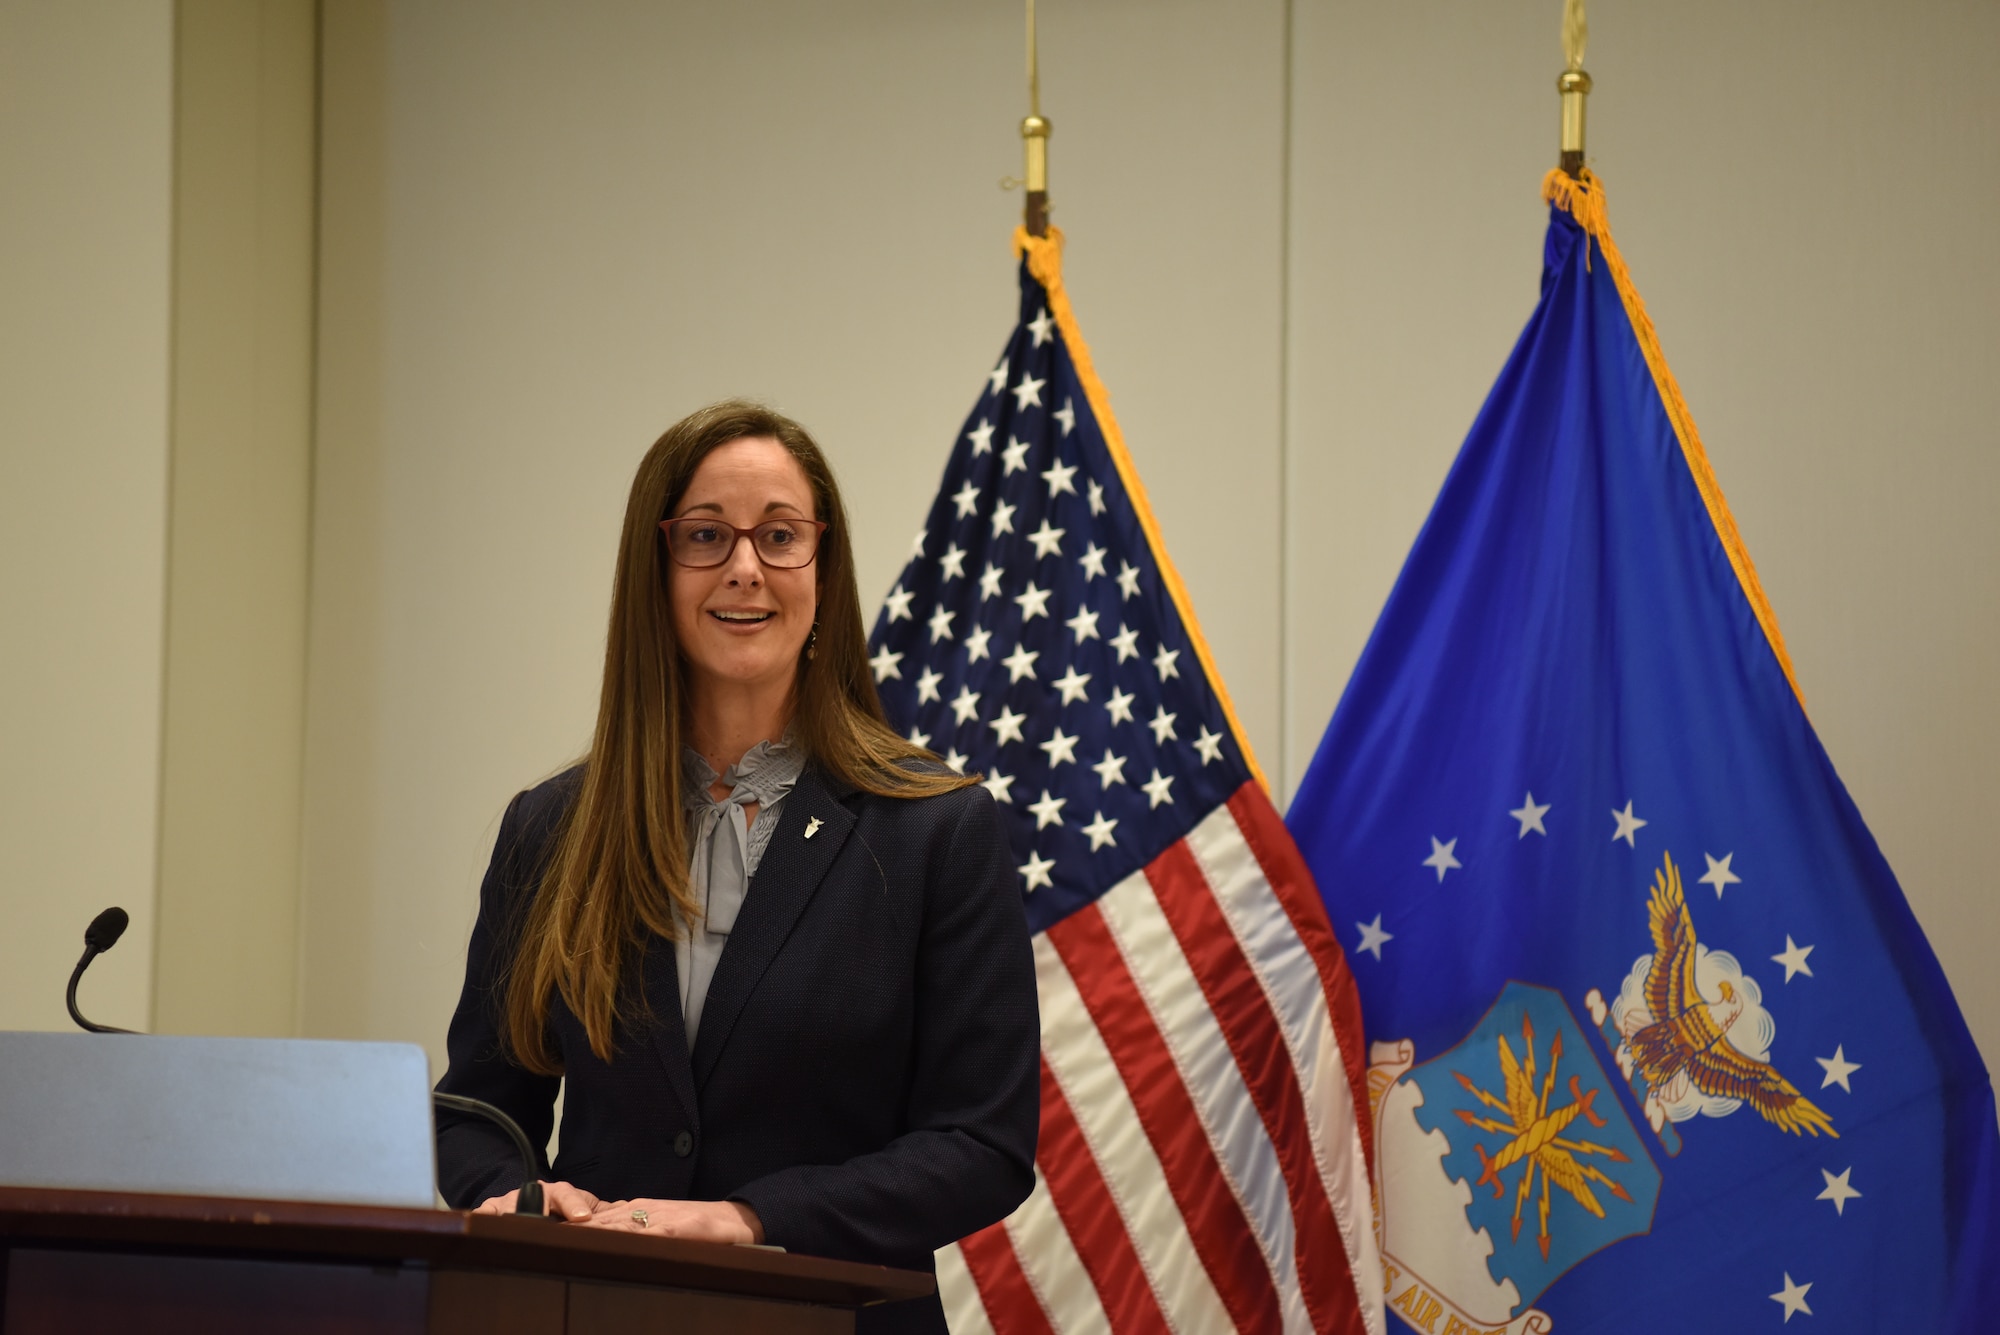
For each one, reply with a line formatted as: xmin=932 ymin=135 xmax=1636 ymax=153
xmin=631 ymin=1207 xmax=649 ymax=1226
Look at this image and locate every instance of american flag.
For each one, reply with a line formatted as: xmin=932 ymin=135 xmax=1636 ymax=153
xmin=868 ymin=229 xmax=1383 ymax=1335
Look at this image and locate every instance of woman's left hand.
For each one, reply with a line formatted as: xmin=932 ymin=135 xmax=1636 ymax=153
xmin=584 ymin=1197 xmax=764 ymax=1244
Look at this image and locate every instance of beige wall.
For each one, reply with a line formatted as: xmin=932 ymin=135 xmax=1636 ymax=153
xmin=0 ymin=2 xmax=173 ymax=1033
xmin=302 ymin=0 xmax=1998 ymax=1073
xmin=154 ymin=0 xmax=317 ymax=1036
xmin=6 ymin=2 xmax=1995 ymax=1076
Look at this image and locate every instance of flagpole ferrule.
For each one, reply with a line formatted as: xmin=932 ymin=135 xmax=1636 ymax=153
xmin=1021 ymin=113 xmax=1051 ymax=236
xmin=1557 ymin=68 xmax=1592 ymax=177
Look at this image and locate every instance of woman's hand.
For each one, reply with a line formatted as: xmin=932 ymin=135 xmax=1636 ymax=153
xmin=472 ymin=1180 xmax=600 ymax=1222
xmin=584 ymin=1197 xmax=764 ymax=1244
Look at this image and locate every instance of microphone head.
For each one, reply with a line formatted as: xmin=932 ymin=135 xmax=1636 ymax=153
xmin=84 ymin=906 xmax=130 ymax=953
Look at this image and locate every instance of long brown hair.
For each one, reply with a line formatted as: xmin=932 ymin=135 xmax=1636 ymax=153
xmin=504 ymin=400 xmax=973 ymax=1071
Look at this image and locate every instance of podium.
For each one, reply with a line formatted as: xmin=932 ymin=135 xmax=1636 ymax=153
xmin=0 ymin=1185 xmax=934 ymax=1333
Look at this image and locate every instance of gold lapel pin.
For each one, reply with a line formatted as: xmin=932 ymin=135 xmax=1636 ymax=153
xmin=804 ymin=817 xmax=824 ymax=840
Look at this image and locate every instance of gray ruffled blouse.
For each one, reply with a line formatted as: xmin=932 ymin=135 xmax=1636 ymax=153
xmin=673 ymin=738 xmax=806 ymax=1046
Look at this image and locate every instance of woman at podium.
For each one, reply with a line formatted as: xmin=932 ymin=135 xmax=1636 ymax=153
xmin=435 ymin=401 xmax=1039 ymax=1335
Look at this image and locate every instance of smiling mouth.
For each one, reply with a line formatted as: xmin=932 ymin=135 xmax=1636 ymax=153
xmin=709 ymin=610 xmax=774 ymax=624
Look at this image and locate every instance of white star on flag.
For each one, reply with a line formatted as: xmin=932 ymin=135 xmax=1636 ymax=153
xmin=948 ymin=686 xmax=981 ymax=724
xmin=869 ymin=647 xmax=902 ymax=683
xmin=952 ymin=481 xmax=981 ymax=517
xmin=1611 ymin=800 xmax=1648 ymax=847
xmin=989 ymin=705 xmax=1027 ymax=747
xmin=1770 ymin=1274 xmax=1813 ymax=1323
xmin=1081 ymin=810 xmax=1118 ymax=851
xmin=1152 ymin=646 xmax=1180 ymax=682
xmin=1039 ymin=727 xmax=1080 ymax=768
xmin=1027 ymin=520 xmax=1065 ymax=558
xmin=1001 ymin=643 xmax=1039 ymax=683
xmin=915 ymin=668 xmax=943 ymax=705
xmin=884 ymin=584 xmax=914 ymax=622
xmin=1042 ymin=460 xmax=1077 ymax=496
xmin=1104 ymin=687 xmax=1136 ymax=725
xmin=1011 ymin=373 xmax=1045 ymax=410
xmin=1014 ymin=583 xmax=1052 ymax=621
xmin=1116 ymin=561 xmax=1141 ymax=600
xmin=1018 ymin=849 xmax=1055 ymax=891
xmin=1110 ymin=623 xmax=1140 ymax=662
xmin=1817 ymin=1167 xmax=1861 ymax=1216
xmin=966 ymin=418 xmax=996 ymax=454
xmin=989 ymin=501 xmax=1016 ymax=537
xmin=1001 ymin=436 xmax=1032 ymax=476
xmin=939 ymin=543 xmax=967 ymax=580
xmin=1027 ymin=789 xmax=1067 ymax=830
xmin=1065 ymin=607 xmax=1100 ymax=643
xmin=1148 ymin=706 xmax=1177 ymax=745
xmin=1699 ymin=852 xmax=1741 ymax=897
xmin=1772 ymin=935 xmax=1815 ymax=982
xmin=964 ymin=625 xmax=993 ymax=662
xmin=980 ymin=770 xmax=1013 ymax=803
xmin=1051 ymin=667 xmax=1091 ymax=704
xmin=1141 ymin=769 xmax=1175 ymax=809
xmin=927 ymin=607 xmax=955 ymax=644
xmin=1193 ymin=726 xmax=1223 ymax=765
xmin=986 ymin=360 xmax=1008 ymax=395
xmin=1091 ymin=750 xmax=1128 ymax=788
xmin=1026 ymin=308 xmax=1054 ymax=347
xmin=1356 ymin=914 xmax=1393 ymax=961
xmin=1423 ymin=836 xmax=1462 ymax=881
xmin=1817 ymin=1046 xmax=1861 ymax=1092
xmin=1055 ymin=398 xmax=1076 ymax=435
xmin=1509 ymin=792 xmax=1550 ymax=837
xmin=1079 ymin=542 xmax=1108 ymax=579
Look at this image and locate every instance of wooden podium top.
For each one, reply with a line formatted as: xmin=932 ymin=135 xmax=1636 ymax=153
xmin=0 ymin=1184 xmax=933 ymax=1310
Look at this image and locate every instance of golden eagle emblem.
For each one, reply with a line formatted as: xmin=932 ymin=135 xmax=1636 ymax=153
xmin=1614 ymin=853 xmax=1836 ymax=1139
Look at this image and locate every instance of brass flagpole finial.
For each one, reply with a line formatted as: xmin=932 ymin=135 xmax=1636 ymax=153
xmin=1557 ymin=0 xmax=1591 ymax=178
xmin=1021 ymin=0 xmax=1051 ymax=236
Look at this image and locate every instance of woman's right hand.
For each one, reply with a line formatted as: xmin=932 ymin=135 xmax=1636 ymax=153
xmin=473 ymin=1180 xmax=600 ymax=1222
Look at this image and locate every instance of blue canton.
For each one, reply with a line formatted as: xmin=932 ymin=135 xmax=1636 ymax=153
xmin=869 ymin=263 xmax=1249 ymax=935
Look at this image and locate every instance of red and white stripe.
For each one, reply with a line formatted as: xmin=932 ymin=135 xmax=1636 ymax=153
xmin=942 ymin=783 xmax=1383 ymax=1334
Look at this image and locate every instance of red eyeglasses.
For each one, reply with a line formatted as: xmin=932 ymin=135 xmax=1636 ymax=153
xmin=658 ymin=517 xmax=828 ymax=570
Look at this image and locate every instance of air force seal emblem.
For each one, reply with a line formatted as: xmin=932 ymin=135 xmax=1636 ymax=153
xmin=1368 ymin=983 xmax=1660 ymax=1334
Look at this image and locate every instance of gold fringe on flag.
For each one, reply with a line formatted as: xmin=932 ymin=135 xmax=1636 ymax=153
xmin=1542 ymin=168 xmax=1806 ymax=709
xmin=1013 ymin=224 xmax=1275 ymax=794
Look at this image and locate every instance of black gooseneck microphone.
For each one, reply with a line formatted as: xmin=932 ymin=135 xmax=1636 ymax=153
xmin=432 ymin=1094 xmax=548 ymax=1218
xmin=63 ymin=905 xmax=549 ymax=1216
xmin=67 ymin=906 xmax=136 ymax=1034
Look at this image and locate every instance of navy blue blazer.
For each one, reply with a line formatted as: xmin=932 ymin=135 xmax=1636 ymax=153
xmin=435 ymin=762 xmax=1039 ymax=1335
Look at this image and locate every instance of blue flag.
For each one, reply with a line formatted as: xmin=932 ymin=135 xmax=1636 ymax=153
xmin=1287 ymin=171 xmax=2000 ymax=1333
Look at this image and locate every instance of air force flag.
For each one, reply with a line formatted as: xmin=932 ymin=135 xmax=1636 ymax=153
xmin=1287 ymin=170 xmax=2000 ymax=1332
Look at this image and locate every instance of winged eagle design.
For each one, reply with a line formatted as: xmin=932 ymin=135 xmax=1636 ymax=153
xmin=1615 ymin=854 xmax=1835 ymax=1138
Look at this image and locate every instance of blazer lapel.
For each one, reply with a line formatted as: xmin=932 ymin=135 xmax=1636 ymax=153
xmin=639 ymin=934 xmax=700 ymax=1130
xmin=689 ymin=765 xmax=856 ymax=1092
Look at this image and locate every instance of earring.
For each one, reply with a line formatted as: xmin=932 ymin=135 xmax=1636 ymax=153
xmin=805 ymin=620 xmax=819 ymax=661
